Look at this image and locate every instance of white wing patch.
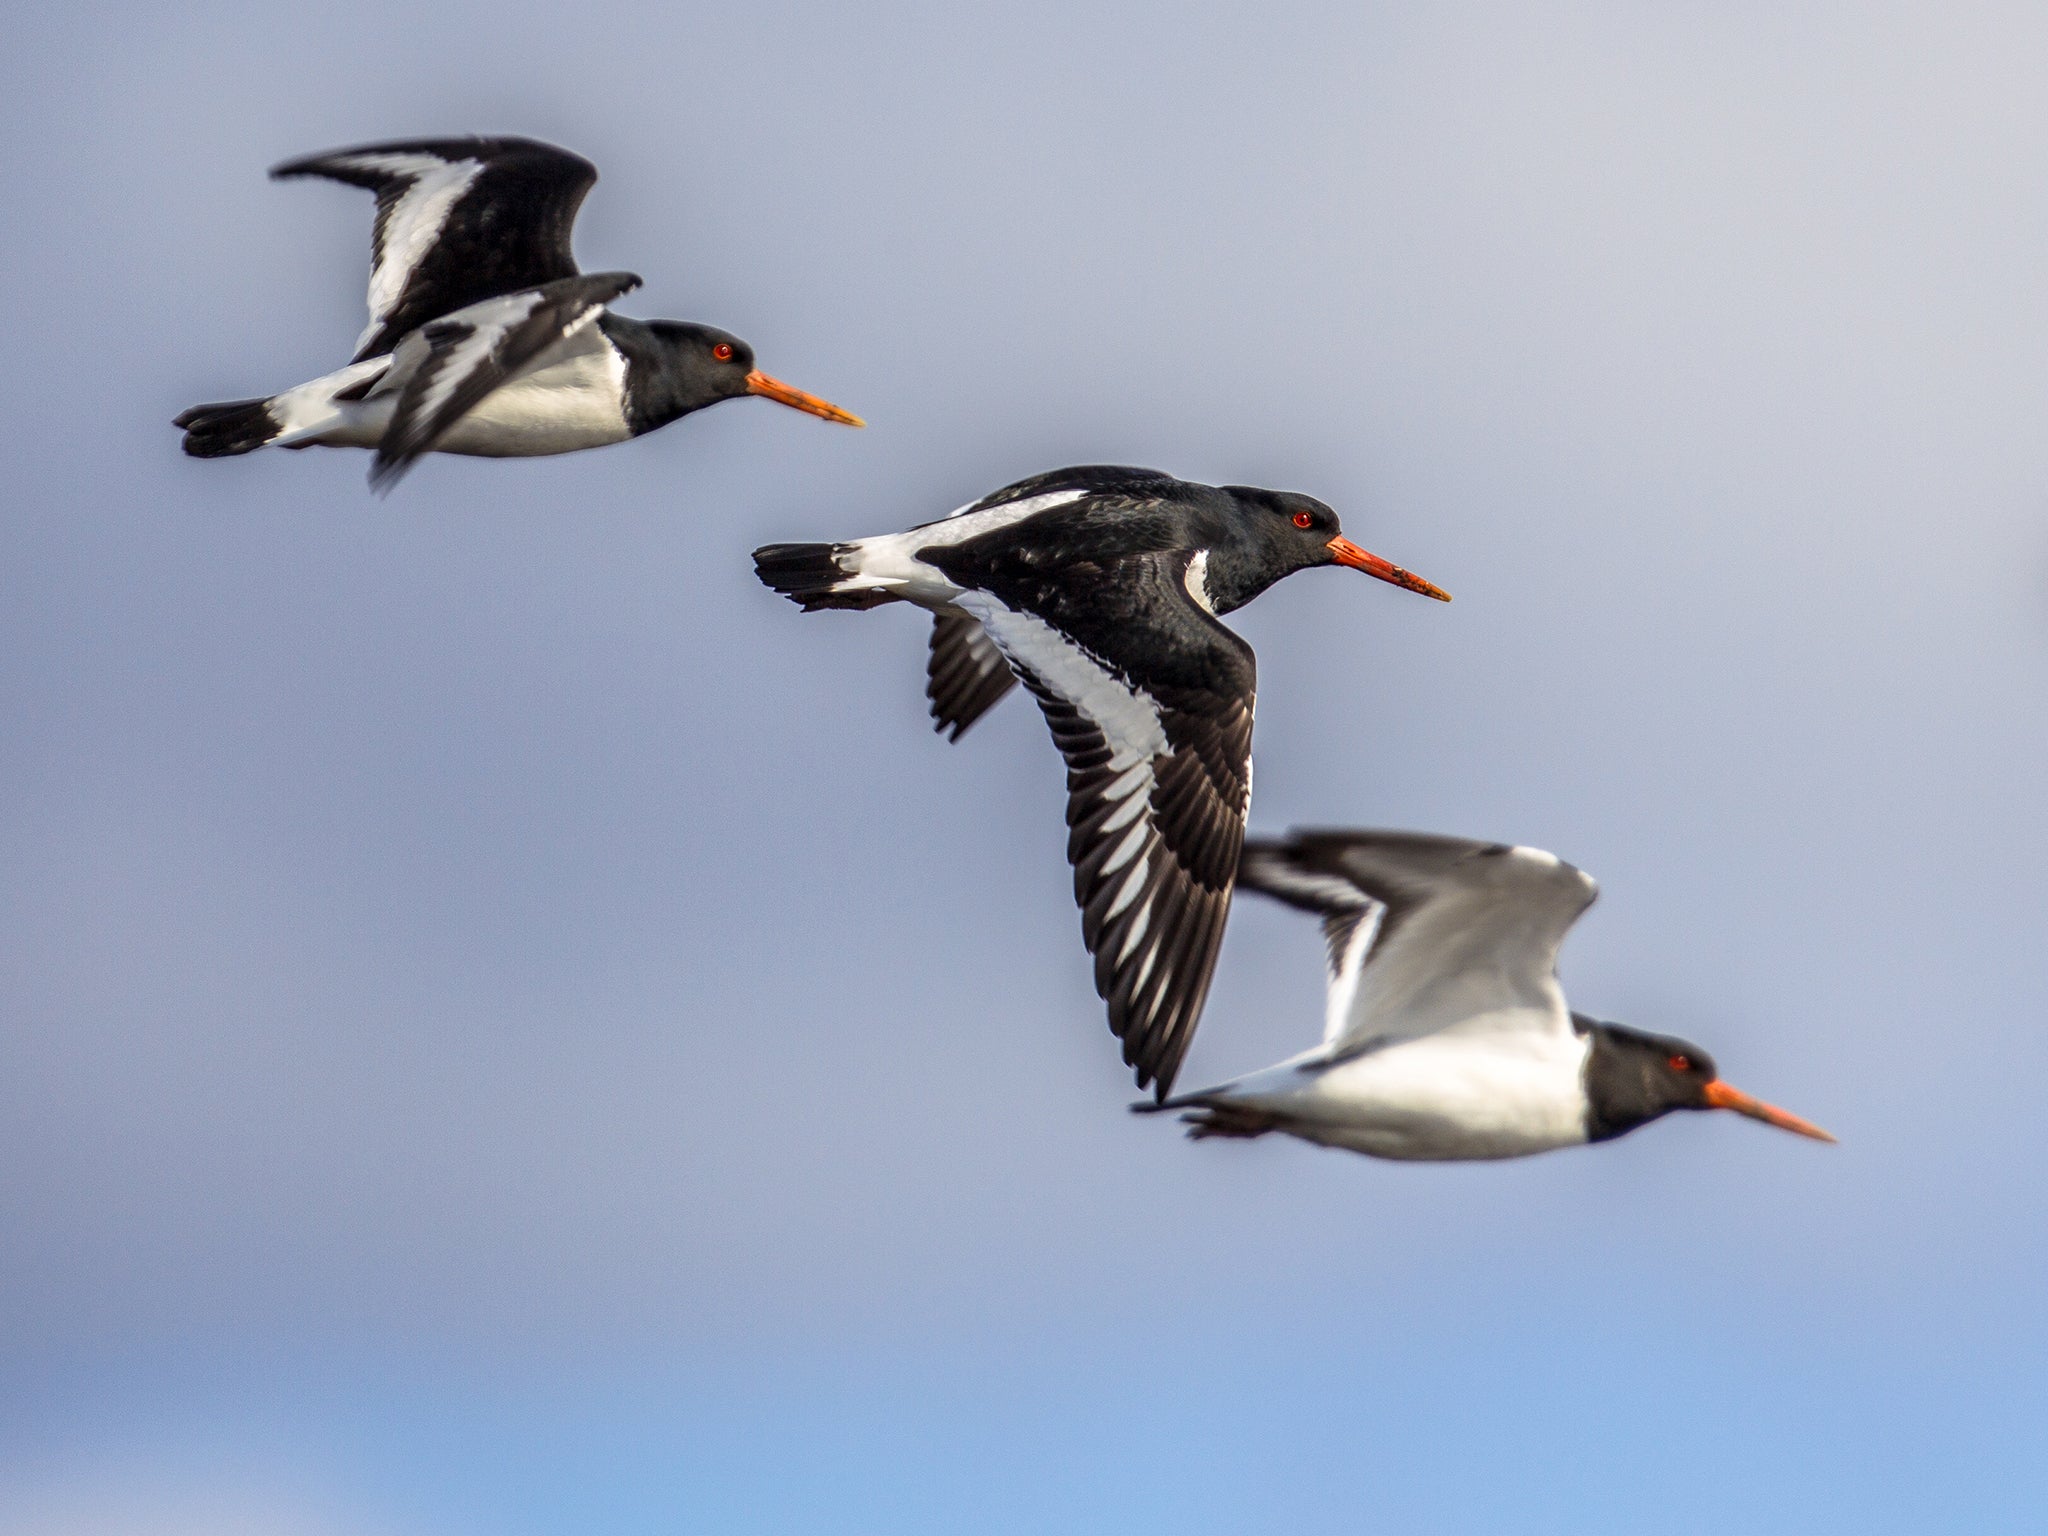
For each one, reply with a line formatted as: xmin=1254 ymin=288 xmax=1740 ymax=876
xmin=952 ymin=592 xmax=1169 ymax=767
xmin=331 ymin=151 xmax=484 ymax=353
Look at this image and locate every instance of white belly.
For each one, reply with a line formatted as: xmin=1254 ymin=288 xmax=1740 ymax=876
xmin=288 ymin=336 xmax=632 ymax=459
xmin=428 ymin=347 xmax=633 ymax=457
xmin=1225 ymin=1031 xmax=1592 ymax=1162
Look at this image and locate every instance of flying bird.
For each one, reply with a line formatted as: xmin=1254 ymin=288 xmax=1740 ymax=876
xmin=175 ymin=136 xmax=861 ymax=491
xmin=752 ymin=466 xmax=1451 ymax=1098
xmin=1139 ymin=828 xmax=1834 ymax=1157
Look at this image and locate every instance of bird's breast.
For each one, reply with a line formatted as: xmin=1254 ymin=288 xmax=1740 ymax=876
xmin=431 ymin=338 xmax=633 ymax=458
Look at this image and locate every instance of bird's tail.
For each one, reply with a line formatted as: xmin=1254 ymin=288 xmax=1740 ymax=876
xmin=175 ymin=357 xmax=392 ymax=461
xmin=173 ymin=397 xmax=283 ymax=457
xmin=1130 ymin=1094 xmax=1278 ymax=1141
xmin=751 ymin=541 xmax=897 ymax=611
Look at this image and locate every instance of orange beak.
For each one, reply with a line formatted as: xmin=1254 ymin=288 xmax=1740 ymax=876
xmin=1702 ymin=1080 xmax=1836 ymax=1142
xmin=1326 ymin=536 xmax=1451 ymax=601
xmin=744 ymin=369 xmax=865 ymax=427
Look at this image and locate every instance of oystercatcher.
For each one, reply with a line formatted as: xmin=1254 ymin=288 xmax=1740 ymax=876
xmin=752 ymin=466 xmax=1451 ymax=1097
xmin=1138 ymin=829 xmax=1834 ymax=1157
xmin=175 ymin=136 xmax=861 ymax=491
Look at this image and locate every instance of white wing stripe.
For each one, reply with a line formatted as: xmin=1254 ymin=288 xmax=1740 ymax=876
xmin=1130 ymin=943 xmax=1161 ymax=994
xmin=1115 ymin=899 xmax=1153 ymax=962
xmin=1100 ymin=820 xmax=1149 ymax=877
xmin=955 ymin=597 xmax=1169 ymax=769
xmin=333 ymin=152 xmax=483 ymax=351
xmin=1105 ymin=857 xmax=1150 ymax=919
xmin=1096 ymin=785 xmax=1151 ymax=835
xmin=1104 ymin=762 xmax=1150 ymax=801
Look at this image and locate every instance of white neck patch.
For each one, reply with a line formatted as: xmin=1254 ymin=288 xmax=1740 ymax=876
xmin=1183 ymin=549 xmax=1216 ymax=614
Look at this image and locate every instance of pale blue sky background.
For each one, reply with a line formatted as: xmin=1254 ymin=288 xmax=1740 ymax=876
xmin=4 ymin=2 xmax=2047 ymax=1531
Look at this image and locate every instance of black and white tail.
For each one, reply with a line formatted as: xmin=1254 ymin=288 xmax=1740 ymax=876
xmin=752 ymin=542 xmax=894 ymax=612
xmin=174 ymin=397 xmax=282 ymax=457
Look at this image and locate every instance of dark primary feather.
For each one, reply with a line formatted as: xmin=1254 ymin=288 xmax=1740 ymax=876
xmin=925 ymin=614 xmax=1016 ymax=740
xmin=272 ymin=136 xmax=598 ymax=361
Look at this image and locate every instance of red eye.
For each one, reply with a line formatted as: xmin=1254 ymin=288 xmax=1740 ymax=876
xmin=1668 ymin=1054 xmax=1692 ymax=1073
xmin=1292 ymin=511 xmax=1315 ymax=529
xmin=712 ymin=343 xmax=734 ymax=361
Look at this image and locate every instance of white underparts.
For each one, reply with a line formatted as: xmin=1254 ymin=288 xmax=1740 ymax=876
xmin=260 ymin=322 xmax=631 ymax=458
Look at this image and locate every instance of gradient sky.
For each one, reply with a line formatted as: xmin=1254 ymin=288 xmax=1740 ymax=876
xmin=5 ymin=2 xmax=2048 ymax=1532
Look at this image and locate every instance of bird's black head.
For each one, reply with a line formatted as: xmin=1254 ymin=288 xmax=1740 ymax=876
xmin=642 ymin=322 xmax=758 ymax=406
xmin=1577 ymin=1018 xmax=1834 ymax=1145
xmin=637 ymin=321 xmax=864 ymax=428
xmin=1204 ymin=486 xmax=1452 ymax=614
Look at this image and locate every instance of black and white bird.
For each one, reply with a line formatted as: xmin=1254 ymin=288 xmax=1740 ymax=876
xmin=1139 ymin=829 xmax=1834 ymax=1158
xmin=752 ymin=467 xmax=1451 ymax=1097
xmin=175 ymin=136 xmax=861 ymax=491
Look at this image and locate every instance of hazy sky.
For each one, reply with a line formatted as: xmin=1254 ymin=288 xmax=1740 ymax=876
xmin=5 ymin=2 xmax=2048 ymax=1532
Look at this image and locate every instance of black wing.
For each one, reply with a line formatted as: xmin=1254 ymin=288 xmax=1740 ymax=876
xmin=949 ymin=550 xmax=1254 ymax=1098
xmin=925 ymin=614 xmax=1016 ymax=740
xmin=368 ymin=270 xmax=640 ymax=493
xmin=272 ymin=136 xmax=598 ymax=361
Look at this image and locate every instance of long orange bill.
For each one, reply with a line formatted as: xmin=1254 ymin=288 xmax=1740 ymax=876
xmin=744 ymin=370 xmax=865 ymax=427
xmin=1326 ymin=536 xmax=1452 ymax=602
xmin=1703 ymin=1080 xmax=1836 ymax=1142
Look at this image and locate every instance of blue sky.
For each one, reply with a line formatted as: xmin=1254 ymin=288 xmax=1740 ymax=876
xmin=4 ymin=2 xmax=2047 ymax=1531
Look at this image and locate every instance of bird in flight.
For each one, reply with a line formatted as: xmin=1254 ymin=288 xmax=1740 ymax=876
xmin=176 ymin=136 xmax=860 ymax=492
xmin=753 ymin=466 xmax=1450 ymax=1098
xmin=1139 ymin=828 xmax=1834 ymax=1158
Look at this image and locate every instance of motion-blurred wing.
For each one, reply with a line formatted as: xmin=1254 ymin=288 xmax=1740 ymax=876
xmin=1237 ymin=830 xmax=1597 ymax=1053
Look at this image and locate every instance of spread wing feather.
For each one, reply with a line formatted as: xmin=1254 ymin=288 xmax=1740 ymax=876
xmin=953 ymin=552 xmax=1253 ymax=1097
xmin=272 ymin=136 xmax=598 ymax=361
xmin=925 ymin=614 xmax=1016 ymax=740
